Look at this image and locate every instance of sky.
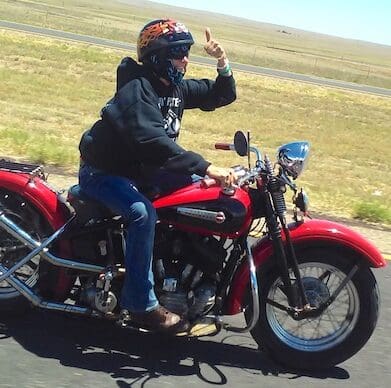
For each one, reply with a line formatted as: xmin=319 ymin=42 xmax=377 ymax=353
xmin=150 ymin=0 xmax=391 ymax=46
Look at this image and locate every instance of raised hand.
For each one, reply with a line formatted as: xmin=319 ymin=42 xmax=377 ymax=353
xmin=204 ymin=27 xmax=226 ymax=60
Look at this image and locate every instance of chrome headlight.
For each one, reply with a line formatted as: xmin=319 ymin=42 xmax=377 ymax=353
xmin=277 ymin=141 xmax=310 ymax=179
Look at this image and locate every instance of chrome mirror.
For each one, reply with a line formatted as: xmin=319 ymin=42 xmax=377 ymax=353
xmin=277 ymin=142 xmax=310 ymax=179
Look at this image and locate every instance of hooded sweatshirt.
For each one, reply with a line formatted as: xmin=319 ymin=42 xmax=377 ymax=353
xmin=79 ymin=57 xmax=236 ymax=180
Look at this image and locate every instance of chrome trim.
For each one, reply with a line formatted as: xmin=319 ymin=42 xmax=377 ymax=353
xmin=277 ymin=141 xmax=310 ymax=179
xmin=0 ymin=213 xmax=69 ymax=281
xmin=0 ymin=262 xmax=94 ymax=316
xmin=0 ymin=211 xmax=104 ymax=274
xmin=225 ymin=239 xmax=260 ymax=333
xmin=177 ymin=207 xmax=226 ymax=223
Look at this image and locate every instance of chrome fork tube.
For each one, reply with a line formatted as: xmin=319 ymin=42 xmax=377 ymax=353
xmin=225 ymin=239 xmax=260 ymax=333
xmin=0 ymin=211 xmax=104 ymax=274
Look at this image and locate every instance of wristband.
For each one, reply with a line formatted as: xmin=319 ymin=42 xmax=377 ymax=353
xmin=217 ymin=63 xmax=231 ymax=76
xmin=217 ymin=58 xmax=229 ymax=70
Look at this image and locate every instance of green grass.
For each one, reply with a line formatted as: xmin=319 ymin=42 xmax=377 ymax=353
xmin=0 ymin=0 xmax=390 ymax=88
xmin=0 ymin=29 xmax=390 ymax=224
xmin=353 ymin=201 xmax=391 ymax=224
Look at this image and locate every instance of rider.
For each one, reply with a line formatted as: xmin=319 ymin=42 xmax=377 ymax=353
xmin=78 ymin=19 xmax=237 ymax=333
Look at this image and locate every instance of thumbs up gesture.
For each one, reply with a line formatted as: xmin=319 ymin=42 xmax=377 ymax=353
xmin=204 ymin=27 xmax=226 ymax=61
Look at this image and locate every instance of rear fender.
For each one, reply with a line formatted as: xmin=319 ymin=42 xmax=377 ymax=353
xmin=0 ymin=171 xmax=74 ymax=300
xmin=226 ymin=218 xmax=387 ymax=315
xmin=0 ymin=171 xmax=71 ymax=228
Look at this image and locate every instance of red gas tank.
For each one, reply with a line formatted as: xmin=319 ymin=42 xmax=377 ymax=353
xmin=153 ymin=181 xmax=253 ymax=238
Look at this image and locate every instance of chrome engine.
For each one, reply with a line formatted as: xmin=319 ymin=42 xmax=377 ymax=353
xmin=78 ymin=228 xmax=227 ymax=319
xmin=80 ymin=270 xmax=118 ymax=314
xmin=153 ymin=228 xmax=227 ymax=320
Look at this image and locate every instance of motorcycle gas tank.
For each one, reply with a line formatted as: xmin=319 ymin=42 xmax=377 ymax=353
xmin=153 ymin=182 xmax=252 ymax=238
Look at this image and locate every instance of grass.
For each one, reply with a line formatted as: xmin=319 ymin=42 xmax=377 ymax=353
xmin=0 ymin=0 xmax=390 ymax=88
xmin=353 ymin=201 xmax=391 ymax=224
xmin=0 ymin=28 xmax=390 ymax=224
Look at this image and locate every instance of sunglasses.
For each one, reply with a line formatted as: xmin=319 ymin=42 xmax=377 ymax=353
xmin=168 ymin=44 xmax=190 ymax=60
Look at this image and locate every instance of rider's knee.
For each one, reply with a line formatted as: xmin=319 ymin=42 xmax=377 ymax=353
xmin=128 ymin=201 xmax=157 ymax=226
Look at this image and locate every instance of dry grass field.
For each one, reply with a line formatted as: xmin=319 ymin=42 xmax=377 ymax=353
xmin=0 ymin=28 xmax=390 ymax=223
xmin=1 ymin=0 xmax=390 ymax=88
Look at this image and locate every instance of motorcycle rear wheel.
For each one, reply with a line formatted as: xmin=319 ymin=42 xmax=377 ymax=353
xmin=246 ymin=247 xmax=380 ymax=370
xmin=0 ymin=188 xmax=52 ymax=313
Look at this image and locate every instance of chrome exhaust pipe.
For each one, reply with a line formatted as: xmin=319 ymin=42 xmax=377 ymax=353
xmin=0 ymin=211 xmax=105 ymax=274
xmin=0 ymin=262 xmax=93 ymax=316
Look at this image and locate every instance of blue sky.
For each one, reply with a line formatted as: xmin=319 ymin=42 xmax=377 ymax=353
xmin=150 ymin=0 xmax=391 ymax=46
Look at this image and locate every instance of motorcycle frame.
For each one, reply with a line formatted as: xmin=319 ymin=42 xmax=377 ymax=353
xmin=0 ymin=170 xmax=387 ymax=329
xmin=0 ymin=198 xmax=261 ymax=331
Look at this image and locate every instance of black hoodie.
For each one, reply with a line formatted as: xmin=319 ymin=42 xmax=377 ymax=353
xmin=79 ymin=57 xmax=236 ymax=179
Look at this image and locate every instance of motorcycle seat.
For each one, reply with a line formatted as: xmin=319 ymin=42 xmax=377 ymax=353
xmin=67 ymin=184 xmax=119 ymax=223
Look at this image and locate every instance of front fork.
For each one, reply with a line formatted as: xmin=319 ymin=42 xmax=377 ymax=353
xmin=263 ymin=178 xmax=309 ymax=309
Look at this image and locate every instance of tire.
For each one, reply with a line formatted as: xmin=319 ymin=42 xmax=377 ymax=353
xmin=0 ymin=188 xmax=52 ymax=313
xmin=245 ymin=247 xmax=380 ymax=370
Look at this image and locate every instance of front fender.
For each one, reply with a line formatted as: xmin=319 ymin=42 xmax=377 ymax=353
xmin=0 ymin=170 xmax=71 ymax=229
xmin=226 ymin=218 xmax=387 ymax=315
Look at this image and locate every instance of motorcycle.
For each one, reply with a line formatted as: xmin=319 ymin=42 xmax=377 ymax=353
xmin=0 ymin=131 xmax=386 ymax=370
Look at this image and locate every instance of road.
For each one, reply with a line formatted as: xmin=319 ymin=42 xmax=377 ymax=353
xmin=0 ymin=263 xmax=390 ymax=388
xmin=0 ymin=19 xmax=390 ymax=98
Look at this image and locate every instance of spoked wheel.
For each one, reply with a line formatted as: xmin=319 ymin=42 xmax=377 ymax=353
xmin=246 ymin=248 xmax=380 ymax=370
xmin=0 ymin=188 xmax=51 ymax=313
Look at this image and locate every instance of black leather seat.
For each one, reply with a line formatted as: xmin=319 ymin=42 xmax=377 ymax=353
xmin=67 ymin=184 xmax=118 ymax=223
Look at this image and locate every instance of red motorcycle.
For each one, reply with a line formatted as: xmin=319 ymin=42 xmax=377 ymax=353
xmin=0 ymin=131 xmax=386 ymax=370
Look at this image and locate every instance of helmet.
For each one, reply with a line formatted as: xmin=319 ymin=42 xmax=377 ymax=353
xmin=137 ymin=19 xmax=194 ymax=61
xmin=137 ymin=19 xmax=194 ymax=85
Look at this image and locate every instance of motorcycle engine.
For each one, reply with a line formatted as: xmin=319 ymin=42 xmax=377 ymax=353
xmin=153 ymin=227 xmax=227 ymax=320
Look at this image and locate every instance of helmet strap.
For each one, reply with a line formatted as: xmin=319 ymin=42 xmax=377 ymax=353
xmin=144 ymin=51 xmax=184 ymax=86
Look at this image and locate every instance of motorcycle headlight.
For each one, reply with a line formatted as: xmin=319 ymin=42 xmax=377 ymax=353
xmin=277 ymin=141 xmax=310 ymax=179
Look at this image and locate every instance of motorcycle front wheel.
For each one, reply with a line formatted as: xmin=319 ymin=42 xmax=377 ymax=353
xmin=245 ymin=247 xmax=380 ymax=370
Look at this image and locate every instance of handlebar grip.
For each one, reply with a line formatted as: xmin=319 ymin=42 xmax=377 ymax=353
xmin=215 ymin=143 xmax=232 ymax=150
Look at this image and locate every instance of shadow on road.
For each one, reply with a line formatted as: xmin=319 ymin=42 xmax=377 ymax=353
xmin=0 ymin=309 xmax=350 ymax=386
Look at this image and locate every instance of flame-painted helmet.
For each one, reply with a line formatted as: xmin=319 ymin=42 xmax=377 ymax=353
xmin=137 ymin=19 xmax=194 ymax=85
xmin=137 ymin=19 xmax=194 ymax=62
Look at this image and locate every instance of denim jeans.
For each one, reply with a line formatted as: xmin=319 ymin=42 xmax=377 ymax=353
xmin=78 ymin=164 xmax=201 ymax=313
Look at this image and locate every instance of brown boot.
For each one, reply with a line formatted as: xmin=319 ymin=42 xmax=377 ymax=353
xmin=130 ymin=306 xmax=190 ymax=334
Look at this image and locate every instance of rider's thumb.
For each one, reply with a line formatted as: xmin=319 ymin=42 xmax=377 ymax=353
xmin=205 ymin=27 xmax=211 ymax=42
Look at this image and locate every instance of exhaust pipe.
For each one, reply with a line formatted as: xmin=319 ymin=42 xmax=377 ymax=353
xmin=0 ymin=262 xmax=94 ymax=316
xmin=0 ymin=211 xmax=107 ymax=316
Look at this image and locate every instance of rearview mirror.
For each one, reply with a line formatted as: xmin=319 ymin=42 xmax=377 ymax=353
xmin=234 ymin=131 xmax=248 ymax=157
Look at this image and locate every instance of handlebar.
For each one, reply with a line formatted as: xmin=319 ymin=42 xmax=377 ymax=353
xmin=200 ymin=168 xmax=258 ymax=192
xmin=214 ymin=143 xmax=235 ymax=151
xmin=215 ymin=142 xmax=263 ymax=166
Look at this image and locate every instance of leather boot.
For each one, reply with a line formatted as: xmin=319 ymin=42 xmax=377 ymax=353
xmin=130 ymin=306 xmax=190 ymax=333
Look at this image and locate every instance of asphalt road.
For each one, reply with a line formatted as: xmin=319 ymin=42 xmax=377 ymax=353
xmin=0 ymin=263 xmax=390 ymax=388
xmin=1 ymin=19 xmax=390 ymax=98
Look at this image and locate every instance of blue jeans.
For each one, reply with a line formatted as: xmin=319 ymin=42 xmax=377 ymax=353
xmin=78 ymin=164 xmax=200 ymax=312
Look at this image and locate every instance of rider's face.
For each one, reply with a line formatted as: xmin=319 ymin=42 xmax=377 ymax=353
xmin=167 ymin=44 xmax=190 ymax=74
xmin=171 ymin=56 xmax=189 ymax=75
